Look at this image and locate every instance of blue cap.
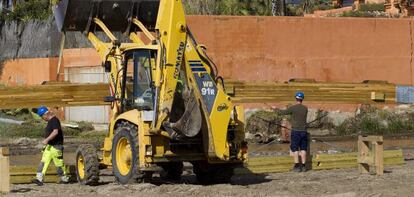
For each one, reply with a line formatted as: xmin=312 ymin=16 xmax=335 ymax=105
xmin=295 ymin=92 xmax=304 ymax=100
xmin=37 ymin=106 xmax=48 ymax=116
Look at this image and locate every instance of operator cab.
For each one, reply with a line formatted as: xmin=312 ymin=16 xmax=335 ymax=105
xmin=121 ymin=49 xmax=156 ymax=112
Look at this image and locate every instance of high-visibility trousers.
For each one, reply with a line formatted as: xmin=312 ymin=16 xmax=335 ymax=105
xmin=36 ymin=145 xmax=68 ymax=181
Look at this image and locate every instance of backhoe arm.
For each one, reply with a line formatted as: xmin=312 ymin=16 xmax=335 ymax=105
xmin=86 ymin=18 xmax=124 ymax=117
xmin=152 ymin=0 xmax=187 ymax=128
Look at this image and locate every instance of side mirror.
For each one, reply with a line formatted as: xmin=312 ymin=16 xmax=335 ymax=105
xmin=103 ymin=61 xmax=111 ymax=72
xmin=104 ymin=96 xmax=116 ymax=102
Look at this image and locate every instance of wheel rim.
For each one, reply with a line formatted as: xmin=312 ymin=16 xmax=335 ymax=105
xmin=77 ymin=154 xmax=85 ymax=179
xmin=116 ymin=137 xmax=132 ymax=176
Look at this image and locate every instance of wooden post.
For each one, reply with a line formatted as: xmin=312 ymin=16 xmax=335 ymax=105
xmin=358 ymin=136 xmax=370 ymax=173
xmin=306 ymin=132 xmax=312 ymax=171
xmin=0 ymin=147 xmax=10 ymax=193
xmin=373 ymin=140 xmax=384 ymax=175
xmin=357 ymin=135 xmax=384 ymax=175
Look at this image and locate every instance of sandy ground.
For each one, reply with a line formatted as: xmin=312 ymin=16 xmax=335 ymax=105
xmin=2 ymin=160 xmax=413 ymax=197
xmin=3 ymin=136 xmax=414 ymax=197
xmin=6 ymin=135 xmax=414 ymax=165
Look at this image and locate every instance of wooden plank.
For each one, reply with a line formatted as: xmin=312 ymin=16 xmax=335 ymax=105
xmin=359 ymin=136 xmax=384 ymax=142
xmin=10 ymin=165 xmax=76 ymax=184
xmin=247 ymin=149 xmax=402 ymax=164
xmin=371 ymin=92 xmax=385 ymax=101
xmin=358 ymin=136 xmax=370 ymax=173
xmin=236 ymin=155 xmax=404 ymax=174
xmin=0 ymin=81 xmax=400 ymax=109
xmin=11 ymin=175 xmax=61 ymax=184
xmin=0 ymin=153 xmax=10 ymax=193
xmin=10 ymin=165 xmax=76 ymax=176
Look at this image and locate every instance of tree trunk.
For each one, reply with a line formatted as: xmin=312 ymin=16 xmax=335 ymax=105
xmin=272 ymin=0 xmax=286 ymax=16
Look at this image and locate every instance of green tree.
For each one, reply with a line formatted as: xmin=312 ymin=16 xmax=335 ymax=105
xmin=183 ymin=0 xmax=285 ymax=16
xmin=183 ymin=0 xmax=222 ymax=15
xmin=182 ymin=0 xmax=274 ymax=16
xmin=246 ymin=0 xmax=273 ymax=15
xmin=1 ymin=0 xmax=51 ymax=21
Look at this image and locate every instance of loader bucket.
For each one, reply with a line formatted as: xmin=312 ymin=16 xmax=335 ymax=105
xmin=53 ymin=0 xmax=160 ymax=32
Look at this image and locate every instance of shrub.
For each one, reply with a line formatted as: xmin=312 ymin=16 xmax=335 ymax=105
xmin=335 ymin=106 xmax=414 ymax=136
xmin=359 ymin=3 xmax=385 ymax=12
xmin=359 ymin=115 xmax=385 ymax=134
xmin=1 ymin=0 xmax=51 ymax=22
xmin=0 ymin=122 xmax=45 ymax=138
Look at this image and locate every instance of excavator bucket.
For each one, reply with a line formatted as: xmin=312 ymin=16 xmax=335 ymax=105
xmin=53 ymin=0 xmax=160 ymax=32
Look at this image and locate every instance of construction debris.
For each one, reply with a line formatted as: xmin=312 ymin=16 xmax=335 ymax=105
xmin=0 ymin=118 xmax=24 ymax=125
xmin=245 ymin=110 xmax=283 ymax=143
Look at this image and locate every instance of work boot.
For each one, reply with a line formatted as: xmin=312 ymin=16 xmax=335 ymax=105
xmin=301 ymin=164 xmax=307 ymax=172
xmin=58 ymin=175 xmax=70 ymax=184
xmin=31 ymin=178 xmax=44 ymax=186
xmin=291 ymin=163 xmax=301 ymax=172
xmin=58 ymin=180 xmax=69 ymax=184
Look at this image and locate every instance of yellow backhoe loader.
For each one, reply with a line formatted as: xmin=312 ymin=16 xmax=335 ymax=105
xmin=53 ymin=0 xmax=247 ymax=185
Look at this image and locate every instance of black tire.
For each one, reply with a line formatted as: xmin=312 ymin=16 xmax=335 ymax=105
xmin=160 ymin=162 xmax=184 ymax=180
xmin=112 ymin=122 xmax=151 ymax=184
xmin=75 ymin=144 xmax=100 ymax=186
xmin=193 ymin=162 xmax=235 ymax=185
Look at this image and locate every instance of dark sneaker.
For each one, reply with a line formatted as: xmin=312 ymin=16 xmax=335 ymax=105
xmin=301 ymin=164 xmax=307 ymax=172
xmin=31 ymin=179 xmax=44 ymax=186
xmin=292 ymin=163 xmax=301 ymax=172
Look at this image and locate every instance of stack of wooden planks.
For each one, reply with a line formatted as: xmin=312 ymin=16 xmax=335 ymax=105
xmin=236 ymin=149 xmax=404 ymax=174
xmin=0 ymin=83 xmax=109 ymax=109
xmin=0 ymin=80 xmax=396 ymax=109
xmin=227 ymin=80 xmax=396 ymax=104
xmin=10 ymin=149 xmax=405 ymax=184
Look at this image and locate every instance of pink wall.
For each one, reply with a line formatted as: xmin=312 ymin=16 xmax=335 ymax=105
xmin=0 ymin=58 xmax=58 ymax=85
xmin=187 ymin=16 xmax=414 ymax=85
xmin=3 ymin=16 xmax=414 ymax=86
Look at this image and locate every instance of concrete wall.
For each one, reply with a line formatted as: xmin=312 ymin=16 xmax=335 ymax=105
xmin=64 ymin=66 xmax=109 ymax=124
xmin=2 ymin=16 xmax=414 ymax=86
